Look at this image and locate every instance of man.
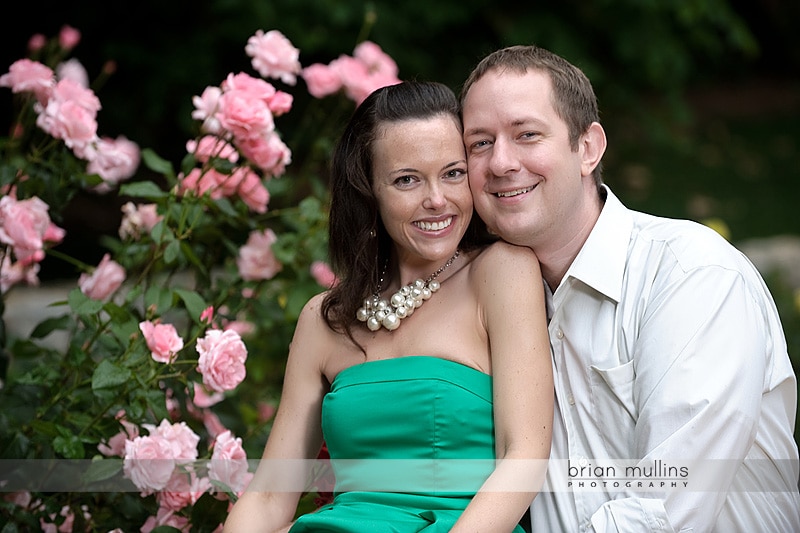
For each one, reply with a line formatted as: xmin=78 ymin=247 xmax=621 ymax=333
xmin=460 ymin=45 xmax=800 ymax=532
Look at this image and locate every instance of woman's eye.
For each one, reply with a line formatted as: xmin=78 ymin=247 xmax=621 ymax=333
xmin=394 ymin=175 xmax=416 ymax=187
xmin=444 ymin=168 xmax=467 ymax=180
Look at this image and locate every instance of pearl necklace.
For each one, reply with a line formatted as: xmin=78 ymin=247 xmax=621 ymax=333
xmin=356 ymin=250 xmax=460 ymax=332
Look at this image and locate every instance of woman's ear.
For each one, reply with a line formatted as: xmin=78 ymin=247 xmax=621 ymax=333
xmin=580 ymin=122 xmax=607 ymax=177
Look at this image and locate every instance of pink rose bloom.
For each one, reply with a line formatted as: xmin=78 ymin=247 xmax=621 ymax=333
xmin=98 ymin=411 xmax=140 ymax=457
xmin=302 ymin=63 xmax=343 ymax=98
xmin=139 ymin=320 xmax=184 ymax=363
xmin=202 ymin=409 xmax=228 ymax=440
xmin=196 ymin=329 xmax=248 ymax=393
xmin=35 ymin=78 xmax=100 ymax=154
xmin=266 ymin=90 xmax=293 ymax=116
xmin=191 ymin=85 xmax=222 ymax=134
xmin=178 ymin=167 xmax=229 ymax=200
xmin=123 ymin=434 xmax=176 ymax=493
xmin=208 ymin=430 xmax=250 ymax=494
xmin=78 ymin=253 xmax=125 ymax=301
xmin=222 ymin=71 xmax=277 ymax=101
xmin=192 ymin=382 xmax=224 ymax=408
xmin=200 ymin=306 xmax=215 ymax=324
xmin=236 ymin=228 xmax=283 ymax=281
xmin=187 ymin=135 xmax=239 ymax=164
xmin=236 ymin=131 xmax=291 ymax=177
xmin=28 ymin=33 xmax=47 ymax=52
xmin=354 ymin=41 xmax=399 ymax=79
xmin=140 ymin=506 xmax=190 ymax=533
xmin=245 ymin=29 xmax=302 ymax=85
xmin=145 ymin=419 xmax=200 ymax=462
xmin=1 ymin=255 xmax=40 ymax=293
xmin=119 ymin=202 xmax=162 ymax=240
xmin=223 ymin=319 xmax=255 ymax=337
xmin=236 ymin=169 xmax=270 ymax=214
xmin=0 ymin=195 xmax=62 ymax=265
xmin=56 ymin=58 xmax=89 ymax=88
xmin=216 ymin=88 xmax=274 ymax=141
xmin=257 ymin=401 xmax=276 ymax=423
xmin=40 ymin=504 xmax=76 ymax=533
xmin=310 ymin=260 xmax=338 ymax=288
xmin=2 ymin=490 xmax=31 ymax=508
xmin=0 ymin=59 xmax=54 ymax=103
xmin=87 ymin=135 xmax=141 ymax=191
xmin=58 ymin=25 xmax=81 ymax=50
xmin=157 ymin=470 xmax=211 ymax=512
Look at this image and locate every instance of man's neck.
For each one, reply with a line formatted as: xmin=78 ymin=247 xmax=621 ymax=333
xmin=537 ymin=186 xmax=605 ymax=292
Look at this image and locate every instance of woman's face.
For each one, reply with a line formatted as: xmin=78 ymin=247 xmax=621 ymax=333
xmin=371 ymin=114 xmax=472 ymax=272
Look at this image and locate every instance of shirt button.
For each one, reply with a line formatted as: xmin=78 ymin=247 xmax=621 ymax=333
xmin=578 ymin=456 xmax=589 ymax=467
xmin=567 ymin=394 xmax=575 ymax=405
xmin=555 ymin=328 xmax=564 ymax=339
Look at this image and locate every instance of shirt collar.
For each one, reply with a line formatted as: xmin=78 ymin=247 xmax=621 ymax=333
xmin=561 ymin=185 xmax=632 ymax=303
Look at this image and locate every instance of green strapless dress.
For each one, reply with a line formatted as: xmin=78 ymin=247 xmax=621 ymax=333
xmin=289 ymin=356 xmax=525 ymax=532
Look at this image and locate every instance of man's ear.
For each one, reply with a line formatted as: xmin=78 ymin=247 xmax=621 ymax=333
xmin=580 ymin=122 xmax=607 ymax=177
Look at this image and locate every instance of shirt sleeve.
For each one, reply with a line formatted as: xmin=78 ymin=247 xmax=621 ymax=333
xmin=594 ymin=264 xmax=770 ymax=531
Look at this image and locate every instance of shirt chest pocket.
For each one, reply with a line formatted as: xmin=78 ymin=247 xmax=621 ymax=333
xmin=589 ymin=361 xmax=638 ymax=454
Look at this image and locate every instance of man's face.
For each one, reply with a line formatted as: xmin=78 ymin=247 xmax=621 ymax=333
xmin=462 ymin=69 xmax=588 ymax=250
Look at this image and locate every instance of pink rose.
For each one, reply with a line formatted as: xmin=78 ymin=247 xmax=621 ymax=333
xmin=1 ymin=255 xmax=40 ymax=293
xmin=202 ymin=409 xmax=228 ymax=440
xmin=187 ymin=135 xmax=239 ymax=164
xmin=196 ymin=329 xmax=248 ymax=393
xmin=302 ymin=63 xmax=343 ymax=98
xmin=28 ymin=34 xmax=47 ymax=53
xmin=78 ymin=253 xmax=125 ymax=301
xmin=123 ymin=435 xmax=176 ymax=493
xmin=236 ymin=170 xmax=270 ymax=214
xmin=35 ymin=78 xmax=100 ymax=154
xmin=353 ymin=41 xmax=399 ymax=78
xmin=191 ymin=86 xmax=222 ymax=134
xmin=0 ymin=59 xmax=54 ymax=103
xmin=236 ymin=131 xmax=291 ymax=177
xmin=245 ymin=29 xmax=302 ymax=85
xmin=236 ymin=228 xmax=283 ymax=281
xmin=86 ymin=135 xmax=141 ymax=190
xmin=119 ymin=202 xmax=162 ymax=240
xmin=266 ymin=90 xmax=293 ymax=116
xmin=208 ymin=430 xmax=250 ymax=494
xmin=216 ymin=90 xmax=274 ymax=141
xmin=139 ymin=321 xmax=184 ymax=363
xmin=144 ymin=420 xmax=200 ymax=462
xmin=58 ymin=25 xmax=81 ymax=50
xmin=310 ymin=260 xmax=338 ymax=288
xmin=192 ymin=382 xmax=224 ymax=408
xmin=140 ymin=506 xmax=190 ymax=533
xmin=157 ymin=470 xmax=211 ymax=512
xmin=200 ymin=306 xmax=215 ymax=324
xmin=0 ymin=195 xmax=63 ymax=265
xmin=98 ymin=411 xmax=139 ymax=457
xmin=56 ymin=58 xmax=89 ymax=88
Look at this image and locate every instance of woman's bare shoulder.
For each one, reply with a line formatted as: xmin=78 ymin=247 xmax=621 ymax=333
xmin=470 ymin=241 xmax=541 ymax=274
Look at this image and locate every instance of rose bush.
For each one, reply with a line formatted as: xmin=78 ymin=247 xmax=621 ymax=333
xmin=0 ymin=25 xmax=399 ymax=532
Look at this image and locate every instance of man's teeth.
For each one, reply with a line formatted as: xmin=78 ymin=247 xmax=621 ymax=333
xmin=415 ymin=217 xmax=452 ymax=231
xmin=496 ymin=186 xmax=534 ymax=198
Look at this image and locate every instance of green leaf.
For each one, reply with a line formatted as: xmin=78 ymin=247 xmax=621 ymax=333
xmin=140 ymin=148 xmax=174 ymax=175
xmin=68 ymin=288 xmax=104 ymax=316
xmin=91 ymin=360 xmax=132 ymax=390
xmin=119 ymin=180 xmax=169 ymax=199
xmin=174 ymin=288 xmax=208 ymax=321
xmin=189 ymin=492 xmax=230 ymax=531
xmin=82 ymin=457 xmax=123 ymax=484
xmin=164 ymin=239 xmax=181 ymax=264
xmin=53 ymin=433 xmax=84 ymax=459
xmin=29 ymin=315 xmax=71 ymax=339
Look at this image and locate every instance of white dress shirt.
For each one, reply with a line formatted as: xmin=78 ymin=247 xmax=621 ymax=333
xmin=530 ymin=186 xmax=800 ymax=532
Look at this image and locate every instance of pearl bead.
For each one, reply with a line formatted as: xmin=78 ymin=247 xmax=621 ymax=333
xmin=428 ymin=280 xmax=440 ymax=292
xmin=357 ymin=308 xmax=368 ymax=321
xmin=382 ymin=313 xmax=400 ymax=330
xmin=396 ymin=306 xmax=408 ymax=318
xmin=367 ymin=317 xmax=380 ymax=331
xmin=421 ymin=287 xmax=432 ymax=299
xmin=391 ymin=293 xmax=405 ymax=307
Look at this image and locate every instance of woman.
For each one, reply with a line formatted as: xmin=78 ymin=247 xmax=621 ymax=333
xmin=224 ymin=81 xmax=553 ymax=532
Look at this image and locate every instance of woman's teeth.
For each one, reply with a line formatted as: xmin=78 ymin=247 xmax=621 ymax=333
xmin=415 ymin=217 xmax=452 ymax=231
